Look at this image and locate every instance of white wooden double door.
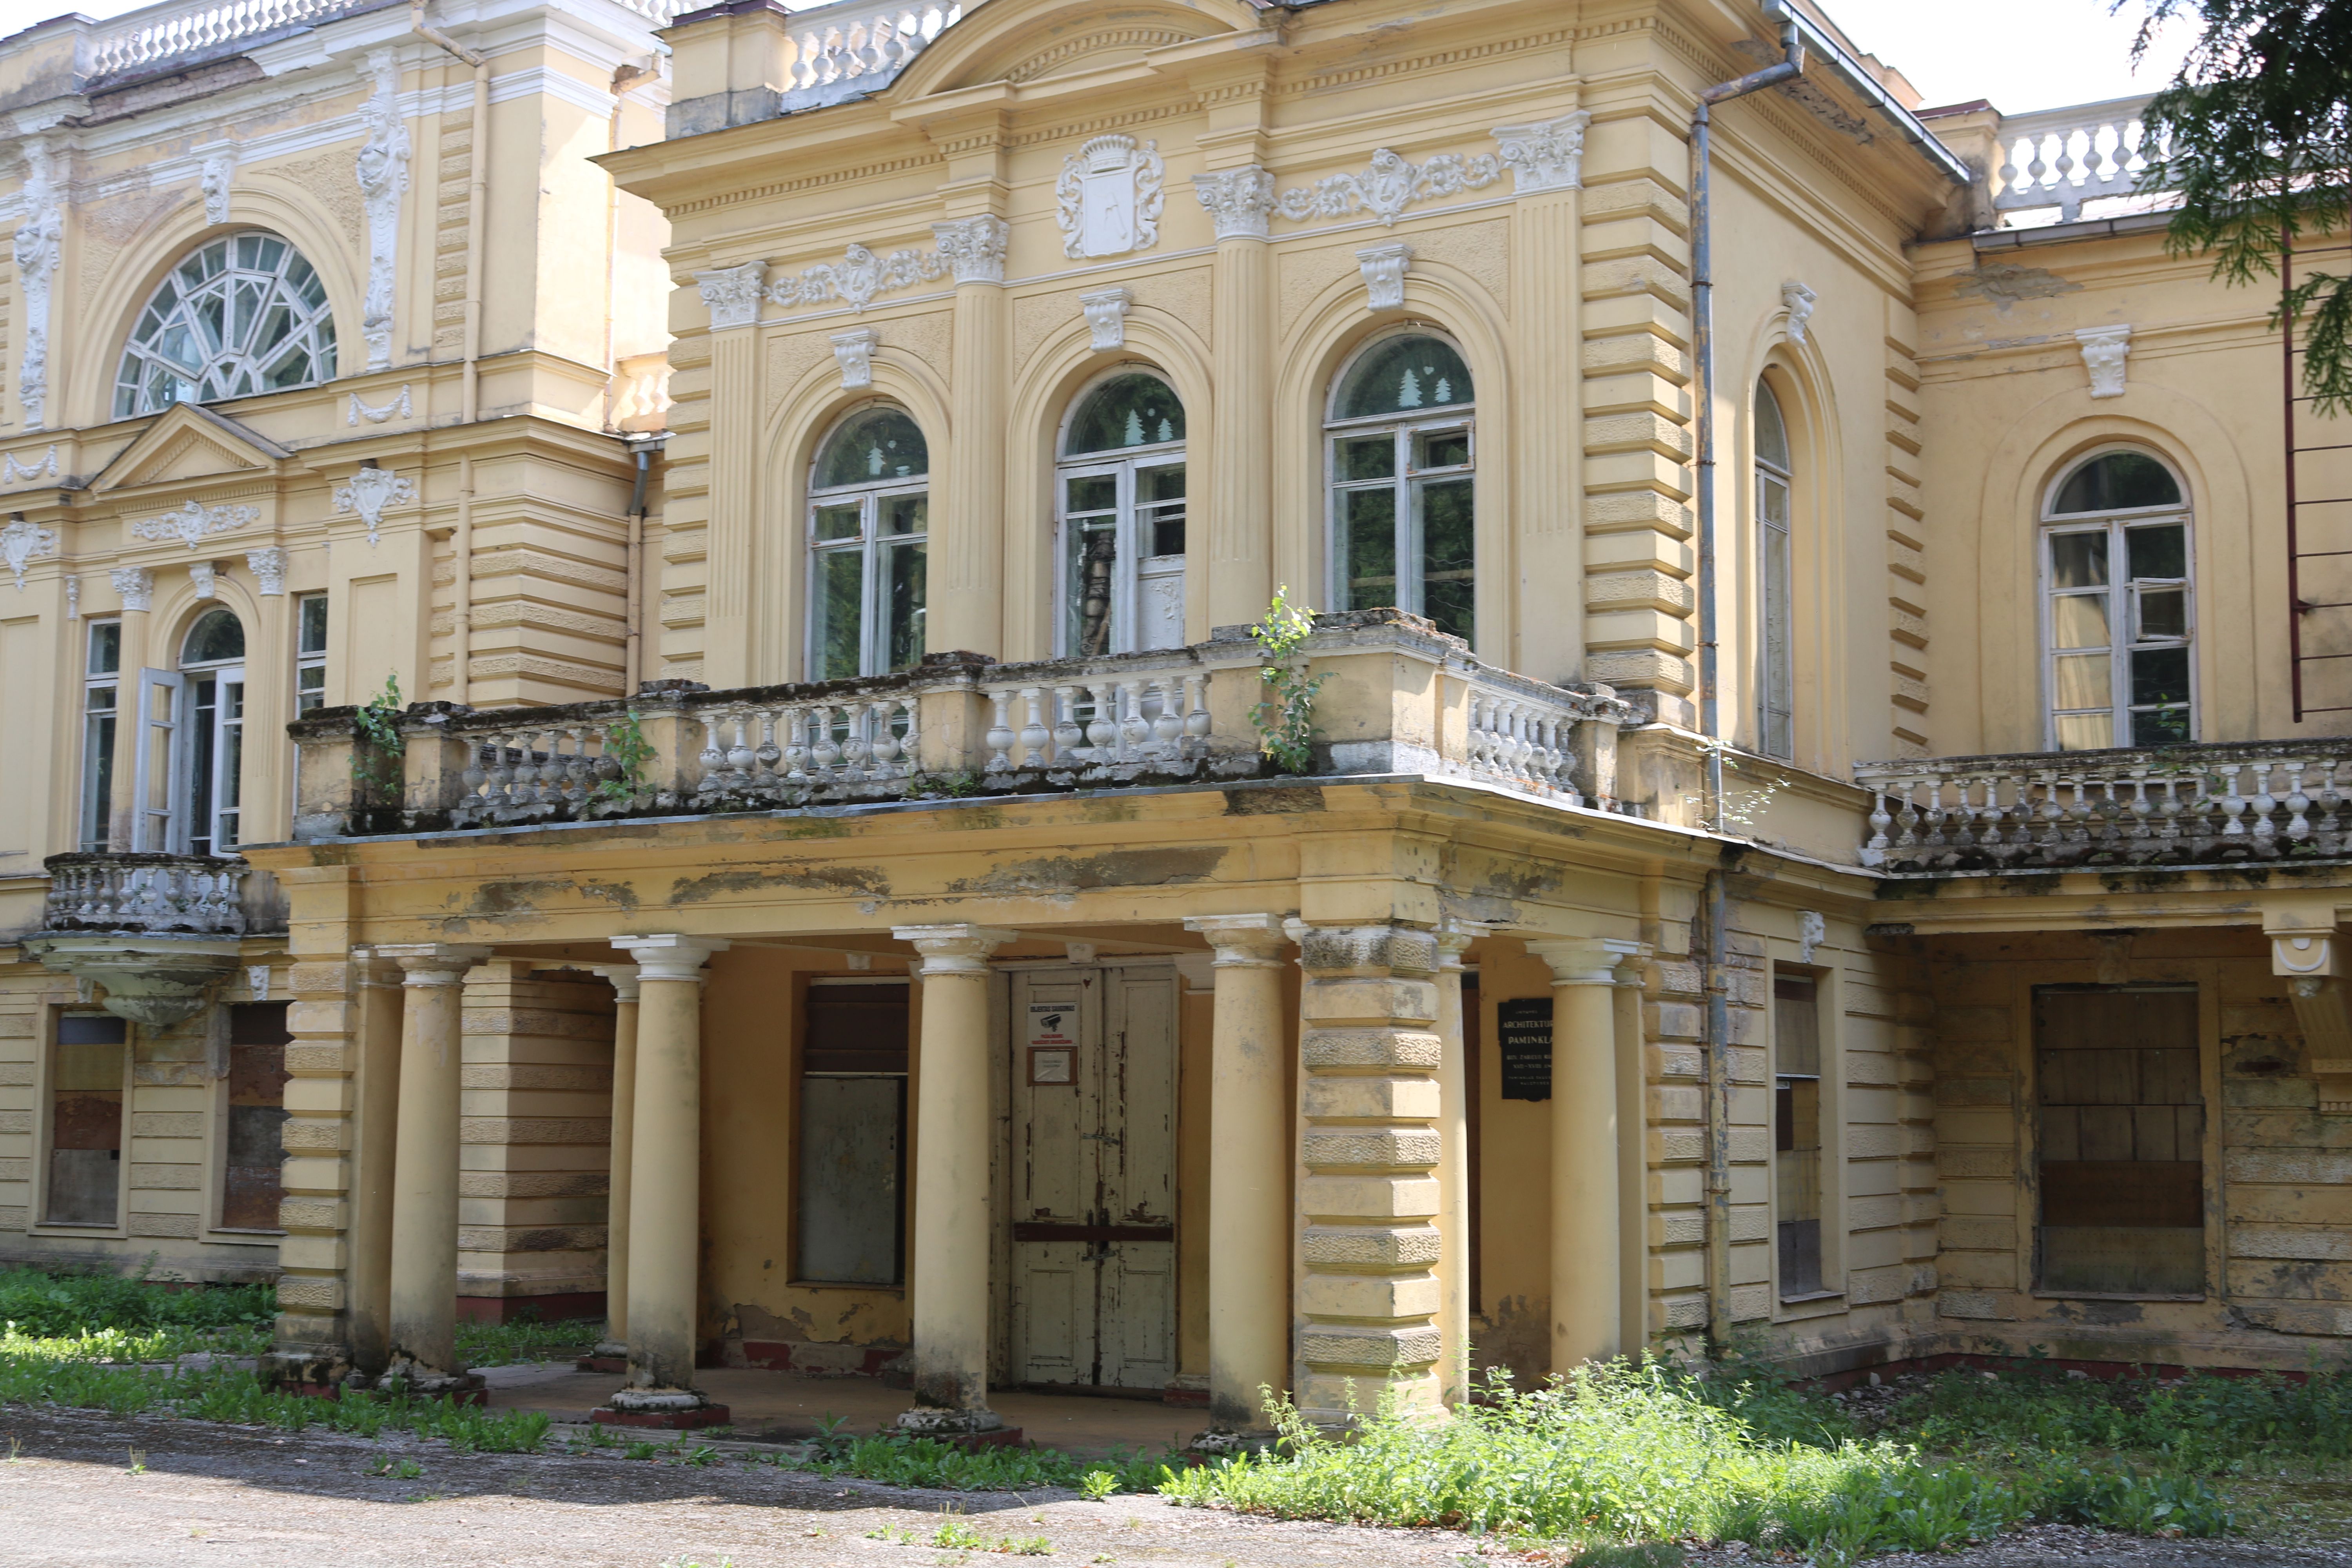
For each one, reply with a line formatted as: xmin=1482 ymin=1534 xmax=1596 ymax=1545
xmin=1006 ymin=965 xmax=1178 ymax=1392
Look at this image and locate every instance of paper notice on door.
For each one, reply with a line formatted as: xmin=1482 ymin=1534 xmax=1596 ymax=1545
xmin=1028 ymin=1003 xmax=1078 ymax=1086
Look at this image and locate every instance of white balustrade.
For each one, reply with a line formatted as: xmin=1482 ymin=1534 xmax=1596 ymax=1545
xmin=982 ymin=672 xmax=1210 ymax=774
xmin=42 ymin=855 xmax=248 ymax=935
xmin=459 ymin=721 xmax=635 ymax=818
xmin=1993 ymin=96 xmax=2165 ymax=223
xmin=785 ymin=2 xmax=962 ymax=94
xmin=1462 ymin=682 xmax=1586 ymax=801
xmin=1857 ymin=748 xmax=2352 ymax=871
xmin=85 ymin=0 xmax=675 ymax=80
xmin=691 ymin=695 xmax=922 ymax=802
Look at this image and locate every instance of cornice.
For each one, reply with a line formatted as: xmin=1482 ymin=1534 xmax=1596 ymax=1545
xmin=660 ymin=151 xmax=948 ymax=221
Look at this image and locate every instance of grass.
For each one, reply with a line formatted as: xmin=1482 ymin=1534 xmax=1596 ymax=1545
xmin=1156 ymin=1359 xmax=2298 ymax=1565
xmin=0 ymin=1263 xmax=272 ymax=1349
xmin=452 ymin=1313 xmax=604 ymax=1368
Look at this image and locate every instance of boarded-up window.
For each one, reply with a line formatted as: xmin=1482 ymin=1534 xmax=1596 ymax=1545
xmin=47 ymin=1013 xmax=126 ymax=1227
xmin=797 ymin=982 xmax=908 ymax=1285
xmin=221 ymin=1002 xmax=292 ymax=1231
xmin=1774 ymin=974 xmax=1824 ymax=1297
xmin=2034 ymin=985 xmax=2203 ymax=1296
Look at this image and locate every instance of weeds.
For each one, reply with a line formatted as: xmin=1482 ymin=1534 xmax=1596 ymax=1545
xmin=1247 ymin=587 xmax=1329 ymax=775
xmin=0 ymin=1263 xmax=273 ymax=1341
xmin=783 ymin=1431 xmax=1171 ymax=1495
xmin=451 ymin=1313 xmax=603 ymax=1368
xmin=125 ymin=1446 xmax=145 ymax=1475
xmin=367 ymin=1457 xmax=424 ymax=1480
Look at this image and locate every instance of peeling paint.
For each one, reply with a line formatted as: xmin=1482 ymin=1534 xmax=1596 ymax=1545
xmin=1953 ymin=263 xmax=2082 ymax=308
xmin=669 ymin=863 xmax=891 ymax=903
xmin=1225 ymin=786 xmax=1326 ymax=815
xmin=942 ymin=847 xmax=1226 ymax=896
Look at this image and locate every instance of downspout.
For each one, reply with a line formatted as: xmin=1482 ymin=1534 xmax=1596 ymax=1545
xmin=1690 ymin=17 xmax=1804 ymax=1354
xmin=410 ymin=2 xmax=489 ymax=423
xmin=623 ymin=438 xmax=658 ymax=695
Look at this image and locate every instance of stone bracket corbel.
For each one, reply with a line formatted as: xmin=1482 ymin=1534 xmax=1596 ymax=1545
xmin=2269 ymin=927 xmax=2352 ymax=1114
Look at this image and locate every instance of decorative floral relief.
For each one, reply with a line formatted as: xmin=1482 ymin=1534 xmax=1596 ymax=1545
xmin=1782 ymin=281 xmax=1818 ymax=345
xmin=2 ymin=445 xmax=58 ymax=485
xmin=200 ymin=148 xmax=236 ymax=226
xmin=131 ymin=499 xmax=258 ymax=549
xmin=354 ymin=50 xmax=410 ymax=372
xmin=769 ymin=244 xmax=949 ymax=312
xmin=246 ymin=546 xmax=287 ymax=597
xmin=111 ymin=566 xmax=154 ymax=612
xmin=347 ymin=385 xmax=413 ymax=425
xmin=1276 ymin=147 xmax=1502 ymax=228
xmin=1 ymin=517 xmax=58 ymax=589
xmin=2076 ymin=325 xmax=2131 ymax=399
xmin=333 ymin=466 xmax=415 ymax=546
xmin=12 ymin=140 xmax=63 ymax=432
xmin=695 ymin=262 xmax=767 ymax=329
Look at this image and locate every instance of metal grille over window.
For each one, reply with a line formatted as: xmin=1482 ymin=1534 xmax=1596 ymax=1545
xmin=1057 ymin=372 xmax=1187 ymax=657
xmin=808 ymin=408 xmax=928 ymax=682
xmin=114 ymin=233 xmax=338 ymax=416
xmin=1773 ymin=973 xmax=1824 ymax=1298
xmin=1328 ymin=333 xmax=1476 ymax=646
xmin=2043 ymin=450 xmax=2193 ymax=750
xmin=1755 ymin=380 xmax=1795 ymax=760
xmin=2033 ymin=985 xmax=2205 ymax=1297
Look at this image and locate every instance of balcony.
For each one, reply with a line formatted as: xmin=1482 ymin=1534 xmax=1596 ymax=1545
xmin=1857 ymin=742 xmax=2352 ymax=874
xmin=290 ymin=611 xmax=1637 ymax=839
xmin=39 ymin=852 xmax=250 ymax=936
xmin=26 ymin=852 xmax=268 ymax=1027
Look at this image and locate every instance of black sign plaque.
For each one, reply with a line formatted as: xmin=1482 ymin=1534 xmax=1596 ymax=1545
xmin=1495 ymin=996 xmax=1552 ymax=1102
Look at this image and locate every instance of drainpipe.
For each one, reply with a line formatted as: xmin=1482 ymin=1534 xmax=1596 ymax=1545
xmin=623 ymin=435 xmax=663 ymax=697
xmin=410 ymin=2 xmax=489 ymax=423
xmin=1690 ymin=16 xmax=1804 ymax=1355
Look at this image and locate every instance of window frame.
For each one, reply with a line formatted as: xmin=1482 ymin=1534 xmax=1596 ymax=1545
xmin=792 ymin=975 xmax=911 ymax=1289
xmin=80 ymin=619 xmax=122 ymax=853
xmin=1323 ymin=329 xmax=1478 ymax=646
xmin=1754 ymin=379 xmax=1795 ymax=760
xmin=35 ymin=1009 xmax=132 ymax=1236
xmin=804 ymin=405 xmax=930 ymax=683
xmin=2038 ymin=447 xmax=2196 ymax=751
xmin=294 ymin=593 xmax=328 ymax=716
xmin=176 ymin=613 xmax=246 ymax=858
xmin=1053 ymin=367 xmax=1189 ymax=659
xmin=113 ymin=230 xmax=339 ymax=417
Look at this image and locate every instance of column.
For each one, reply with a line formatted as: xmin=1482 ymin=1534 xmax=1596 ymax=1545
xmin=604 ymin=933 xmax=730 ymax=1425
xmin=377 ymin=942 xmax=489 ymax=1390
xmin=1612 ymin=948 xmax=1652 ymax=1357
xmin=345 ymin=948 xmax=407 ymax=1378
xmin=1527 ymin=936 xmax=1648 ymax=1371
xmin=931 ymin=217 xmax=1011 ymax=656
xmin=892 ymin=922 xmax=1015 ymax=1431
xmin=592 ymin=964 xmax=641 ymax=1364
xmin=1294 ymin=922 xmax=1444 ymax=1425
xmin=1183 ymin=914 xmax=1290 ymax=1439
xmin=1433 ymin=918 xmax=1489 ymax=1407
xmin=1196 ymin=167 xmax=1277 ymax=630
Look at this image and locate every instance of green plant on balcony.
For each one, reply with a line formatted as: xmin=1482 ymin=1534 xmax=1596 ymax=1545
xmin=350 ymin=673 xmax=406 ymax=798
xmin=592 ymin=707 xmax=656 ymax=804
xmin=1249 ymin=586 xmax=1330 ymax=776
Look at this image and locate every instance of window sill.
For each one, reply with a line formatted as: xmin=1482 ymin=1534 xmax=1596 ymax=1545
xmin=1774 ymin=1290 xmax=1847 ymax=1321
xmin=204 ymin=1229 xmax=283 ymax=1245
xmin=2031 ymin=1290 xmax=2206 ymax=1303
xmin=788 ymin=1279 xmax=906 ymax=1295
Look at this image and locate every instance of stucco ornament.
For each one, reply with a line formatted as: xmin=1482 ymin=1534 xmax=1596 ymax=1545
xmin=1277 ymin=146 xmax=1501 ymax=227
xmin=1357 ymin=243 xmax=1412 ymax=311
xmin=931 ymin=217 xmax=1011 ymax=285
xmin=246 ymin=546 xmax=287 ymax=596
xmin=132 ymin=499 xmax=258 ymax=548
xmin=334 ymin=465 xmax=415 ymax=547
xmin=64 ymin=573 xmax=78 ymax=619
xmin=200 ymin=147 xmax=236 ymax=225
xmin=12 ymin=140 xmax=64 ymax=432
xmin=694 ymin=261 xmax=768 ymax=328
xmin=189 ymin=560 xmax=219 ymax=599
xmin=2 ymin=517 xmax=58 ymax=589
xmin=355 ymin=50 xmax=411 ymax=372
xmin=111 ymin=566 xmax=155 ymax=612
xmin=1080 ymin=287 xmax=1132 ymax=351
xmin=1191 ymin=166 xmax=1276 ymax=240
xmin=769 ymin=244 xmax=946 ymax=313
xmin=830 ymin=328 xmax=877 ymax=389
xmin=2 ymin=445 xmax=59 ymax=485
xmin=1782 ymin=280 xmax=1818 ymax=344
xmin=1490 ymin=111 xmax=1591 ymax=194
xmin=1055 ymin=135 xmax=1165 ymax=260
xmin=347 ymin=385 xmax=412 ymax=425
xmin=2076 ymin=324 xmax=2132 ymax=398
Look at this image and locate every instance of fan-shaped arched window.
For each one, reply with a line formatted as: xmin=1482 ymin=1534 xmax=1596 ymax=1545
xmin=1755 ymin=379 xmax=1795 ymax=759
xmin=809 ymin=407 xmax=928 ymax=681
xmin=114 ymin=234 xmax=338 ymax=417
xmin=2042 ymin=448 xmax=2193 ymax=749
xmin=1327 ymin=333 xmax=1476 ymax=644
xmin=1057 ymin=371 xmax=1187 ymax=656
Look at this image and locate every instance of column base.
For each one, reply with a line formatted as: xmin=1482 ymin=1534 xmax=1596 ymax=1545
xmin=381 ymin=1366 xmax=488 ymax=1405
xmin=895 ymin=1406 xmax=1021 ymax=1448
xmin=577 ymin=1343 xmax=628 ymax=1374
xmin=1186 ymin=1428 xmax=1277 ymax=1457
xmin=591 ymin=1403 xmax=734 ymax=1431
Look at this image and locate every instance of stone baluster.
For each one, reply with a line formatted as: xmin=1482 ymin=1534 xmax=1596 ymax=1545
xmin=1017 ymin=687 xmax=1051 ymax=768
xmin=1152 ymin=677 xmax=1184 ymax=756
xmin=984 ymin=691 xmax=1015 ymax=771
xmin=1183 ymin=674 xmax=1211 ymax=748
xmin=1085 ymin=681 xmax=1118 ymax=759
xmin=811 ymin=704 xmax=843 ymax=778
xmin=1119 ymin=680 xmax=1150 ymax=759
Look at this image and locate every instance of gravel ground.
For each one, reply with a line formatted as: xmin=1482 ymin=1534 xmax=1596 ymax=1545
xmin=0 ymin=1405 xmax=2345 ymax=1568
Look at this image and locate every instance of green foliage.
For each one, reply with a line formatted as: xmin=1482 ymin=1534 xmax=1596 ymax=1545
xmin=0 ymin=1264 xmax=273 ymax=1342
xmin=451 ymin=1314 xmax=603 ymax=1367
xmin=1247 ymin=587 xmax=1329 ymax=775
xmin=592 ymin=708 xmax=656 ymax=803
xmin=1078 ymin=1468 xmax=1122 ymax=1501
xmin=2132 ymin=0 xmax=2352 ymax=413
xmin=350 ymin=673 xmax=407 ymax=791
xmin=784 ymin=1430 xmax=1173 ymax=1495
xmin=1153 ymin=1362 xmax=2238 ymax=1566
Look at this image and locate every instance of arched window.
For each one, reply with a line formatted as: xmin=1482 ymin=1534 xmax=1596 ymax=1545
xmin=2042 ymin=449 xmax=2192 ymax=749
xmin=808 ymin=407 xmax=928 ymax=681
xmin=1326 ymin=333 xmax=1475 ymax=644
xmin=134 ymin=609 xmax=246 ymax=855
xmin=1755 ymin=379 xmax=1795 ymax=759
xmin=1053 ymin=372 xmax=1187 ymax=657
xmin=114 ymin=233 xmax=338 ymax=417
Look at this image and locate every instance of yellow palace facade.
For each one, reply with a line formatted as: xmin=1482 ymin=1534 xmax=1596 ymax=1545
xmin=0 ymin=0 xmax=2345 ymax=1440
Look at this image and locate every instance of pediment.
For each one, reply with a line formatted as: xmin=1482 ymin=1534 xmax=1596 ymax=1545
xmin=88 ymin=403 xmax=291 ymax=495
xmin=922 ymin=0 xmax=1239 ymax=93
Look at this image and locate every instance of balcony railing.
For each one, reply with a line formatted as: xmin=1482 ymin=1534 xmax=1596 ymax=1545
xmin=780 ymin=0 xmax=964 ymax=99
xmin=1857 ymin=743 xmax=2352 ymax=873
xmin=292 ymin=612 xmax=1636 ymax=838
xmin=81 ymin=0 xmax=675 ymax=83
xmin=1993 ymin=95 xmax=2167 ymax=223
xmin=40 ymin=853 xmax=251 ymax=936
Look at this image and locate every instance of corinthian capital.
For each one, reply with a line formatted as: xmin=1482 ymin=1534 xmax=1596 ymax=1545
xmin=931 ymin=216 xmax=1010 ymax=284
xmin=1191 ymin=166 xmax=1276 ymax=240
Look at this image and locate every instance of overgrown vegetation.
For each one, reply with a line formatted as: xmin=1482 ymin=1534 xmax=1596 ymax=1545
xmin=592 ymin=707 xmax=656 ymax=803
xmin=764 ymin=1430 xmax=1173 ymax=1495
xmin=0 ymin=1265 xmax=272 ymax=1345
xmin=452 ymin=1314 xmax=604 ymax=1367
xmin=1247 ymin=587 xmax=1329 ymax=775
xmin=350 ymin=672 xmax=407 ymax=793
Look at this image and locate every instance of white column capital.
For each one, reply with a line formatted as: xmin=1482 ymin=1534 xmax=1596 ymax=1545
xmin=1433 ymin=917 xmax=1491 ymax=964
xmin=612 ymin=933 xmax=731 ymax=982
xmin=1184 ymin=913 xmax=1288 ymax=967
xmin=1526 ymin=936 xmax=1649 ymax=987
xmin=374 ymin=943 xmax=492 ymax=986
xmin=593 ymin=963 xmax=643 ymax=1003
xmin=893 ymin=924 xmax=1016 ymax=974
